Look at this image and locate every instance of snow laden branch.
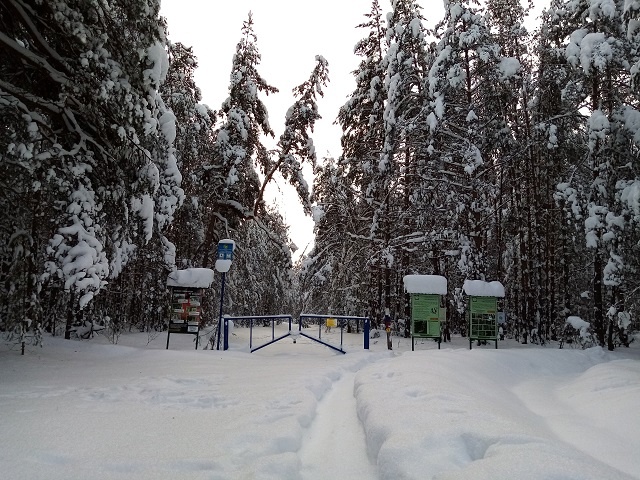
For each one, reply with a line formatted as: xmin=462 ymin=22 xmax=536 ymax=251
xmin=1 ymin=0 xmax=182 ymax=319
xmin=253 ymin=55 xmax=330 ymax=218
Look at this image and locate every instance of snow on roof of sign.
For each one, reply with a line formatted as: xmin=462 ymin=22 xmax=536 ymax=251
xmin=403 ymin=275 xmax=447 ymax=295
xmin=167 ymin=268 xmax=215 ymax=288
xmin=463 ymin=280 xmax=505 ymax=297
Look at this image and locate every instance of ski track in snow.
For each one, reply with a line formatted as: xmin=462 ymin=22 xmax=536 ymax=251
xmin=298 ymin=370 xmax=378 ymax=479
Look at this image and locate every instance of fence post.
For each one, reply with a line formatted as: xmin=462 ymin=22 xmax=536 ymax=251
xmin=364 ymin=317 xmax=370 ymax=350
xmin=216 ymin=271 xmax=226 ymax=350
xmin=223 ymin=316 xmax=229 ymax=351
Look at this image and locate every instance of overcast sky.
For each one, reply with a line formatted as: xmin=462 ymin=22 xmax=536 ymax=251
xmin=159 ymin=1 xmax=448 ymax=257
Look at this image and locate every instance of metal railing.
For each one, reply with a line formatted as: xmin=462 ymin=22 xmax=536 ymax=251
xmin=221 ymin=314 xmax=370 ymax=353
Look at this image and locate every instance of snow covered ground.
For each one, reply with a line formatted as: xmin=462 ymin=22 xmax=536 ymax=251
xmin=1 ymin=322 xmax=639 ymax=480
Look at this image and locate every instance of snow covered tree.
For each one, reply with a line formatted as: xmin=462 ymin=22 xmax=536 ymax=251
xmin=426 ymin=0 xmax=503 ymax=284
xmin=377 ymin=0 xmax=433 ymax=321
xmin=516 ymin=1 xmax=590 ymax=342
xmin=254 ymin=55 xmax=329 ymax=217
xmin=301 ymin=158 xmax=368 ymax=315
xmin=226 ymin=208 xmax=294 ymax=317
xmin=162 ymin=41 xmax=217 ymax=267
xmin=0 ymin=0 xmax=179 ymax=338
xmin=338 ymin=0 xmax=388 ymax=197
xmin=379 ymin=0 xmax=430 ymax=173
xmin=485 ymin=0 xmax=562 ymax=340
xmin=197 ymin=12 xmax=278 ymax=269
xmin=320 ymin=0 xmax=436 ymax=324
xmin=621 ymin=0 xmax=640 ymax=336
xmin=550 ymin=0 xmax=639 ymax=347
xmin=336 ymin=0 xmax=389 ymax=323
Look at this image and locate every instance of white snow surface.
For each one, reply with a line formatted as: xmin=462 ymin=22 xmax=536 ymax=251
xmin=403 ymin=274 xmax=447 ymax=295
xmin=166 ymin=268 xmax=215 ymax=288
xmin=1 ymin=326 xmax=639 ymax=480
xmin=463 ymin=279 xmax=506 ymax=297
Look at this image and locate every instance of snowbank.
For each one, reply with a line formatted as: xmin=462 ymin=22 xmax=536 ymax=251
xmin=1 ymin=327 xmax=639 ymax=480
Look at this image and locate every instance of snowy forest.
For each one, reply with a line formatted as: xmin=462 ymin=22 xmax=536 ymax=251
xmin=1 ymin=0 xmax=640 ymax=351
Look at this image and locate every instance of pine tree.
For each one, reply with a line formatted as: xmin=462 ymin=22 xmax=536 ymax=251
xmin=254 ymin=55 xmax=330 ymax=217
xmin=163 ymin=41 xmax=217 ymax=267
xmin=227 ymin=207 xmax=294 ymax=317
xmin=427 ymin=0 xmax=502 ymax=284
xmin=336 ymin=0 xmax=389 ymax=323
xmin=198 ymin=12 xmax=278 ymax=268
xmin=0 ymin=0 xmax=178 ymax=338
xmin=378 ymin=0 xmax=432 ymax=322
xmin=486 ymin=0 xmax=552 ymax=339
xmin=525 ymin=1 xmax=590 ymax=342
xmin=302 ymin=158 xmax=365 ymax=315
xmin=553 ymin=0 xmax=636 ymax=347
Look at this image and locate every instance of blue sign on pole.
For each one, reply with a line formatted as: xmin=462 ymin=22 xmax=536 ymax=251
xmin=217 ymin=241 xmax=234 ymax=261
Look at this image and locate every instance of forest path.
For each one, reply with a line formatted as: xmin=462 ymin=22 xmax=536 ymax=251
xmin=298 ymin=370 xmax=378 ymax=479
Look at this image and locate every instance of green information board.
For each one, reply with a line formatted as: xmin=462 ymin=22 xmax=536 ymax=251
xmin=469 ymin=296 xmax=497 ymax=341
xmin=411 ymin=294 xmax=440 ymax=337
xmin=470 ymin=296 xmax=497 ymax=315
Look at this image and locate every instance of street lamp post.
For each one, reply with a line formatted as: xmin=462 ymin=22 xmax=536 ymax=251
xmin=214 ymin=239 xmax=234 ymax=350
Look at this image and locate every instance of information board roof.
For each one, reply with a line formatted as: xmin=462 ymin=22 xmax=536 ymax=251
xmin=403 ymin=275 xmax=448 ymax=295
xmin=167 ymin=268 xmax=215 ymax=288
xmin=463 ymin=280 xmax=505 ymax=297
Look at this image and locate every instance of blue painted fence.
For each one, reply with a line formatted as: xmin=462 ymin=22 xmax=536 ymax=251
xmin=221 ymin=314 xmax=370 ymax=353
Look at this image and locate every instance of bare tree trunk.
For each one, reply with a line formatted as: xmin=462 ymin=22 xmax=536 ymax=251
xmin=593 ymin=253 xmax=605 ymax=345
xmin=65 ymin=291 xmax=75 ymax=340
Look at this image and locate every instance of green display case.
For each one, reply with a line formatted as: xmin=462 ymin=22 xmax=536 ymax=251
xmin=410 ymin=293 xmax=442 ymax=350
xmin=468 ymin=296 xmax=498 ymax=348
